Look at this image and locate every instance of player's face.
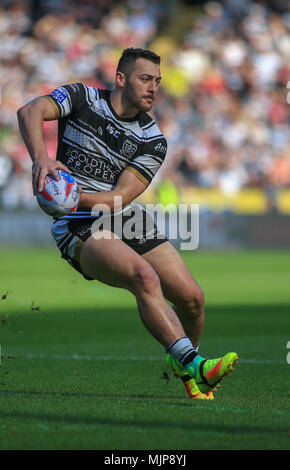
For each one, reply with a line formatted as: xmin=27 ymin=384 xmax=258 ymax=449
xmin=124 ymin=58 xmax=161 ymax=112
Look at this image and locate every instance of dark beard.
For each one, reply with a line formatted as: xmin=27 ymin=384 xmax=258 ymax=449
xmin=122 ymin=80 xmax=146 ymax=113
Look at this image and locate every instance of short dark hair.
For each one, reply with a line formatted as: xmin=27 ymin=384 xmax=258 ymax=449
xmin=117 ymin=47 xmax=161 ymax=77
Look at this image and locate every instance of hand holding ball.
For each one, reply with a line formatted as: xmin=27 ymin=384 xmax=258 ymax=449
xmin=36 ymin=170 xmax=80 ymax=217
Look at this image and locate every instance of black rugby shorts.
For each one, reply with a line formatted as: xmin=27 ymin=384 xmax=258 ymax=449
xmin=51 ymin=203 xmax=167 ymax=280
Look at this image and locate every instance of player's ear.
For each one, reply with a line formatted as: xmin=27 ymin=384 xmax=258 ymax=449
xmin=115 ymin=70 xmax=126 ymax=88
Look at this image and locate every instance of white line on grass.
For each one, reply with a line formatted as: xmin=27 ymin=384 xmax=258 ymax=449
xmin=21 ymin=354 xmax=285 ymax=364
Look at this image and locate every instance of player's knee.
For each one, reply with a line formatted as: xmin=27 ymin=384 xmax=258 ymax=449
xmin=181 ymin=285 xmax=205 ymax=316
xmin=132 ymin=263 xmax=160 ymax=295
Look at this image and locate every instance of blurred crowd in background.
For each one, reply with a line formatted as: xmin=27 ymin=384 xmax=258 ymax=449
xmin=0 ymin=0 xmax=289 ymax=210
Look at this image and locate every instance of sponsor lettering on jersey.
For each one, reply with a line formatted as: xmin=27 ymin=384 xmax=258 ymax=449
xmin=65 ymin=148 xmax=120 ymax=183
xmin=51 ymin=87 xmax=68 ymax=104
xmin=106 ymin=123 xmax=121 ymax=138
xmin=68 ymin=84 xmax=81 ymax=93
xmin=89 ymin=103 xmax=106 ymax=118
xmin=154 ymin=142 xmax=167 ymax=154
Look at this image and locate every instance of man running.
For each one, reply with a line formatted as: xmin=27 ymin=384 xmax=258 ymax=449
xmin=17 ymin=47 xmax=238 ymax=400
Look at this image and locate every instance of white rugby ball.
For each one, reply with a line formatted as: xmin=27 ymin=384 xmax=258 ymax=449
xmin=36 ymin=170 xmax=80 ymax=217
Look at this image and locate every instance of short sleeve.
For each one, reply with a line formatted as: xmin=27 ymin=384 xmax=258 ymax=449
xmin=126 ymin=137 xmax=167 ymax=185
xmin=45 ymin=83 xmax=86 ymax=118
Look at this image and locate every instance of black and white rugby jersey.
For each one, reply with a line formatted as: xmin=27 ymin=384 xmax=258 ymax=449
xmin=46 ymin=83 xmax=167 ymax=194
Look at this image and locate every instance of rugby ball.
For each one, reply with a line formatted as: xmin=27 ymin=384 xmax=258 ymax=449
xmin=36 ymin=170 xmax=80 ymax=217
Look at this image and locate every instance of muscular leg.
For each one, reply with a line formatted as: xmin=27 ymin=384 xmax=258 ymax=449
xmin=142 ymin=243 xmax=238 ymax=395
xmin=142 ymin=241 xmax=204 ymax=348
xmin=79 ymin=231 xmax=186 ymax=348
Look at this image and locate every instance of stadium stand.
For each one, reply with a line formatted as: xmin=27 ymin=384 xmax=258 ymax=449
xmin=0 ymin=0 xmax=289 ymax=213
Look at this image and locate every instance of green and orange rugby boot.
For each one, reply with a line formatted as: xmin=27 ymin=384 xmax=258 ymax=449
xmin=166 ymin=354 xmax=214 ymax=400
xmin=184 ymin=352 xmax=239 ymax=394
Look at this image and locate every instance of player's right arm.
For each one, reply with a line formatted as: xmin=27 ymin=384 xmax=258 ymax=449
xmin=17 ymin=96 xmax=71 ymax=195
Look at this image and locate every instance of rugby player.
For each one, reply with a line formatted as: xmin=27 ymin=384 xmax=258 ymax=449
xmin=17 ymin=48 xmax=238 ymax=399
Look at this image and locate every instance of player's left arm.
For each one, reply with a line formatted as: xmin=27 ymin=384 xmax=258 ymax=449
xmin=78 ymin=169 xmax=149 ymax=212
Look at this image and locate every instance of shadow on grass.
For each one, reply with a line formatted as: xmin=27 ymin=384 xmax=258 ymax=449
xmin=0 ymin=389 xmax=180 ymax=401
xmin=4 ymin=303 xmax=290 ymax=337
xmin=0 ymin=409 xmax=286 ymax=437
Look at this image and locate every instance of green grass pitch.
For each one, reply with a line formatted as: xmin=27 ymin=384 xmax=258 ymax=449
xmin=0 ymin=247 xmax=289 ymax=450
